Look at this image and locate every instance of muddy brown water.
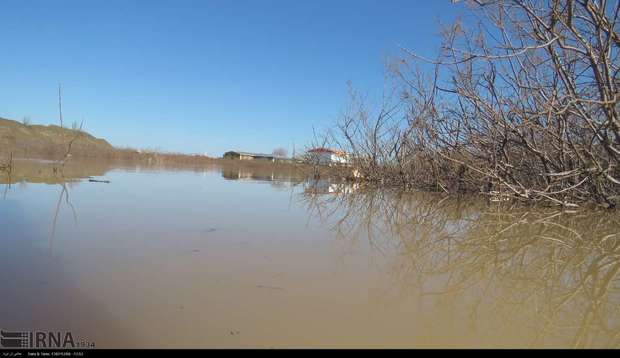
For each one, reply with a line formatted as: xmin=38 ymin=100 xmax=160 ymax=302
xmin=1 ymin=159 xmax=619 ymax=348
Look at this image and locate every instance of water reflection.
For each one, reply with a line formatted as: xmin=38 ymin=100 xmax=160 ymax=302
xmin=1 ymin=159 xmax=309 ymax=187
xmin=0 ymin=159 xmax=113 ymax=185
xmin=300 ymin=189 xmax=620 ymax=347
xmin=304 ymin=178 xmax=361 ymax=195
xmin=2 ymin=161 xmax=619 ymax=348
xmin=49 ymin=183 xmax=79 ymax=257
xmin=221 ymin=165 xmax=306 ymax=184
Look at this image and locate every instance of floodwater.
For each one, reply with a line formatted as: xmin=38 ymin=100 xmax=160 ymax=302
xmin=1 ymin=159 xmax=619 ymax=348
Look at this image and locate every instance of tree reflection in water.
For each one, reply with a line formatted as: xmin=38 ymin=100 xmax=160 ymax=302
xmin=300 ymin=185 xmax=620 ymax=348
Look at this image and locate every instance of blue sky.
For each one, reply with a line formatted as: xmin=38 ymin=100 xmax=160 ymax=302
xmin=0 ymin=0 xmax=464 ymax=156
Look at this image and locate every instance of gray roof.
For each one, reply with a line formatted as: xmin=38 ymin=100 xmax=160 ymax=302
xmin=225 ymin=151 xmax=275 ymax=158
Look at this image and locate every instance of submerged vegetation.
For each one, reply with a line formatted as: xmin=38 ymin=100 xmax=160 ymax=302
xmin=0 ymin=151 xmax=12 ymax=173
xmin=323 ymin=0 xmax=619 ymax=208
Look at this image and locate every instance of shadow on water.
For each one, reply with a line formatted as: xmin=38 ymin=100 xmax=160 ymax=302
xmin=299 ymin=186 xmax=620 ymax=348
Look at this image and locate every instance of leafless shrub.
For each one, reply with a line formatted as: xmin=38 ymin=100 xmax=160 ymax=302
xmin=272 ymin=147 xmax=288 ymax=158
xmin=330 ymin=0 xmax=620 ymax=207
xmin=0 ymin=152 xmax=14 ymax=197
xmin=61 ymin=121 xmax=83 ymax=165
xmin=0 ymin=152 xmax=12 ymax=172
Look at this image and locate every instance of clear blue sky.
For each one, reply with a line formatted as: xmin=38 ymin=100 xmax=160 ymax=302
xmin=0 ymin=0 xmax=464 ymax=156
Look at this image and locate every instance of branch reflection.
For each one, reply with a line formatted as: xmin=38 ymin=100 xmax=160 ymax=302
xmin=300 ymin=185 xmax=620 ymax=348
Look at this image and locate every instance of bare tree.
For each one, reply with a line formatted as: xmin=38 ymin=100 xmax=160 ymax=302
xmin=272 ymin=147 xmax=288 ymax=158
xmin=330 ymin=0 xmax=620 ymax=207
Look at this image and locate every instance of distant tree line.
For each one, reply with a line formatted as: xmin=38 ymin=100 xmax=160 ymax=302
xmin=272 ymin=147 xmax=288 ymax=158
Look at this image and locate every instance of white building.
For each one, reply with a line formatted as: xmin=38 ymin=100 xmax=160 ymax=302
xmin=307 ymin=148 xmax=349 ymax=166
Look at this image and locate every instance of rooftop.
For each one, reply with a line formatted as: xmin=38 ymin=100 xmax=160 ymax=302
xmin=307 ymin=147 xmax=348 ymax=156
xmin=224 ymin=151 xmax=275 ymax=158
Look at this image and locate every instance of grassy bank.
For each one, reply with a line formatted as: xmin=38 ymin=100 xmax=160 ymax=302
xmin=0 ymin=116 xmax=318 ymax=173
xmin=0 ymin=116 xmax=223 ymax=165
xmin=0 ymin=117 xmax=115 ymax=159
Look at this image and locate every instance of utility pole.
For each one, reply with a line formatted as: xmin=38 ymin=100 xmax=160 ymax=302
xmin=292 ymin=139 xmax=295 ymax=160
xmin=58 ymin=83 xmax=63 ymax=128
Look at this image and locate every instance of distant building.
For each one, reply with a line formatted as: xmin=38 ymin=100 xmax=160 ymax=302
xmin=307 ymin=148 xmax=349 ymax=165
xmin=222 ymin=151 xmax=275 ymax=162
